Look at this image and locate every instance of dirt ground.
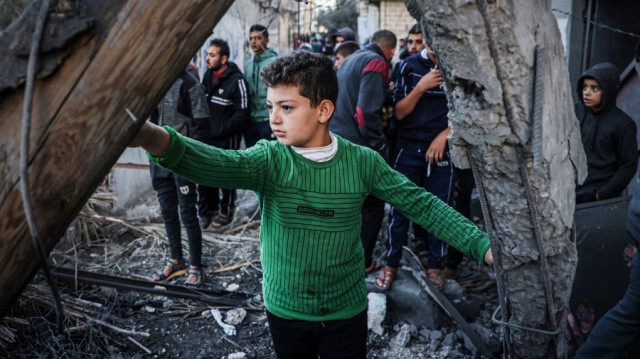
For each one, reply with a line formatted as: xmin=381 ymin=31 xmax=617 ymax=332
xmin=1 ymin=190 xmax=500 ymax=358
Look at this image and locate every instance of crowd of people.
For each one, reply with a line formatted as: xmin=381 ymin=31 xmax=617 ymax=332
xmin=135 ymin=21 xmax=640 ymax=357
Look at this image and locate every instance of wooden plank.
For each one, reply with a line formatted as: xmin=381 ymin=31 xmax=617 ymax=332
xmin=0 ymin=0 xmax=234 ymax=318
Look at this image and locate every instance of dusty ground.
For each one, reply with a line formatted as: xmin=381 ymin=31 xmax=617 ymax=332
xmin=1 ymin=190 xmax=500 ymax=358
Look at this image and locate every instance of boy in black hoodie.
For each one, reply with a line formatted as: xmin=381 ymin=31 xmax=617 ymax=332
xmin=575 ymin=62 xmax=637 ymax=204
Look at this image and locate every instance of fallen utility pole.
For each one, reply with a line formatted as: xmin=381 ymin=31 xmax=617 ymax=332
xmin=50 ymin=267 xmax=257 ymax=308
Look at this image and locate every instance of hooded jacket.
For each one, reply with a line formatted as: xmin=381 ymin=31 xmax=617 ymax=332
xmin=575 ymin=62 xmax=638 ymax=203
xmin=332 ymin=27 xmax=356 ymax=44
xmin=330 ymin=43 xmax=390 ymax=159
xmin=199 ymin=62 xmax=250 ymax=146
xmin=150 ymin=69 xmax=210 ymax=178
xmin=244 ymin=47 xmax=278 ymax=122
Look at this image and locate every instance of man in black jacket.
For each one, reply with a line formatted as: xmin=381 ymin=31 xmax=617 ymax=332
xmin=197 ymin=39 xmax=251 ymax=229
xmin=575 ymin=62 xmax=638 ymax=204
xmin=330 ymin=29 xmax=397 ymax=275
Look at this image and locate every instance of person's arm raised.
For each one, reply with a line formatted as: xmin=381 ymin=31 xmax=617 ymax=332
xmin=129 ymin=121 xmax=171 ymax=157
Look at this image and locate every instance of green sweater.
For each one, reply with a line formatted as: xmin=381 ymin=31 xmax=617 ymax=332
xmin=150 ymin=127 xmax=491 ymax=321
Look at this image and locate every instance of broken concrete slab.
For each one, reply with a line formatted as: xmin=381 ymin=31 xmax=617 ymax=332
xmin=366 ymin=269 xmax=440 ymax=329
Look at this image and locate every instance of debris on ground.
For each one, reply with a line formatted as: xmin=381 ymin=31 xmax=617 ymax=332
xmin=1 ymin=188 xmax=500 ymax=358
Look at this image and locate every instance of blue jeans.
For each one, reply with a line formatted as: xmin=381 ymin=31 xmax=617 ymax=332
xmin=266 ymin=309 xmax=367 ymax=359
xmin=152 ymin=171 xmax=202 ymax=266
xmin=576 ymin=189 xmax=640 ymax=358
xmin=386 ymin=147 xmax=454 ymax=269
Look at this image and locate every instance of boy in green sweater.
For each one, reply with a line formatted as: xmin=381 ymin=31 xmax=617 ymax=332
xmin=130 ymin=51 xmax=493 ymax=358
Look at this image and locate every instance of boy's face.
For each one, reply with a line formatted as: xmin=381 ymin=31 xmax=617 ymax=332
xmin=266 ymin=85 xmax=333 ymax=148
xmin=249 ymin=31 xmax=269 ymax=55
xmin=582 ymin=78 xmax=603 ymax=111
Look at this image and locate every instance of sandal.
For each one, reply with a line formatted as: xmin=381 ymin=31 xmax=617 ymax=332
xmin=426 ymin=268 xmax=445 ymax=289
xmin=153 ymin=260 xmax=187 ymax=282
xmin=211 ymin=213 xmax=232 ymax=228
xmin=184 ymin=267 xmax=204 ymax=288
xmin=374 ymin=266 xmax=397 ymax=290
xmin=365 ymin=259 xmax=381 ymax=275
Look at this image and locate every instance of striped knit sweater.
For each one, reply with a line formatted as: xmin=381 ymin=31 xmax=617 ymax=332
xmin=149 ymin=127 xmax=491 ymax=321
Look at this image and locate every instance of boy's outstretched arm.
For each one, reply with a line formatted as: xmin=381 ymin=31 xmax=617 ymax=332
xmin=129 ymin=121 xmax=171 ymax=157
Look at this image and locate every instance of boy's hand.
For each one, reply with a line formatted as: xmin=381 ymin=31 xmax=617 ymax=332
xmin=128 ymin=120 xmax=171 ymax=157
xmin=484 ymin=248 xmax=494 ymax=266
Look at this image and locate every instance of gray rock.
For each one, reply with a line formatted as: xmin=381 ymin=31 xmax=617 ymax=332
xmin=443 ymin=279 xmax=465 ymax=296
xmin=430 ymin=329 xmax=443 ymax=348
xmin=443 ymin=332 xmax=456 ymax=347
xmin=367 ymin=269 xmax=440 ymax=328
xmin=394 ymin=323 xmax=416 ymax=347
xmin=367 ymin=292 xmax=386 ymax=335
xmin=225 ymin=308 xmax=247 ymax=326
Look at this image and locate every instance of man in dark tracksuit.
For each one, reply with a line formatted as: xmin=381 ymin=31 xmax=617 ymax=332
xmin=150 ymin=66 xmax=209 ymax=287
xmin=197 ymin=39 xmax=250 ymax=229
xmin=382 ymin=46 xmax=455 ymax=290
xmin=575 ymin=62 xmax=637 ymax=204
xmin=330 ymin=29 xmax=397 ymax=275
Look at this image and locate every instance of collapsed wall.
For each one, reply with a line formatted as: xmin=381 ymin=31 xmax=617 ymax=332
xmin=404 ymin=0 xmax=587 ymax=357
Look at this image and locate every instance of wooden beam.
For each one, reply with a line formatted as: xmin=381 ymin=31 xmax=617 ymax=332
xmin=0 ymin=0 xmax=234 ymax=318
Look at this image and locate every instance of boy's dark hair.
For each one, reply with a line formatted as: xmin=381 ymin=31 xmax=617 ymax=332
xmin=262 ymin=51 xmax=337 ymax=108
xmin=249 ymin=24 xmax=268 ymax=38
xmin=371 ymin=29 xmax=397 ymax=49
xmin=409 ymin=23 xmax=421 ymax=36
xmin=209 ymin=38 xmax=230 ymax=59
xmin=334 ymin=41 xmax=360 ymax=57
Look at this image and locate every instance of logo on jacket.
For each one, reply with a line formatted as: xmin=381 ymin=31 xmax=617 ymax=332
xmin=218 ymin=89 xmax=224 ymax=94
xmin=297 ymin=206 xmax=335 ymax=217
xmin=179 ymin=185 xmax=190 ymax=195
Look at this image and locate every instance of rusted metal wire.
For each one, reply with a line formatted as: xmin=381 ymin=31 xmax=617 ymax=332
xmin=477 ymin=0 xmax=560 ymax=343
xmin=19 ymin=0 xmax=63 ymax=334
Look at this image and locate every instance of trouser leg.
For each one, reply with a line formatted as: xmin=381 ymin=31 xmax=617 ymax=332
xmin=175 ymin=176 xmax=202 ymax=267
xmin=316 ymin=310 xmax=367 ymax=359
xmin=266 ymin=309 xmax=367 ymax=359
xmin=152 ymin=175 xmax=183 ymax=261
xmin=219 ymin=188 xmax=237 ymax=217
xmin=361 ymin=195 xmax=385 ymax=268
xmin=424 ymin=152 xmax=454 ymax=270
xmin=386 ymin=148 xmax=423 ymax=269
xmin=197 ymin=184 xmax=220 ymax=218
xmin=576 ymin=254 xmax=640 ymax=358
